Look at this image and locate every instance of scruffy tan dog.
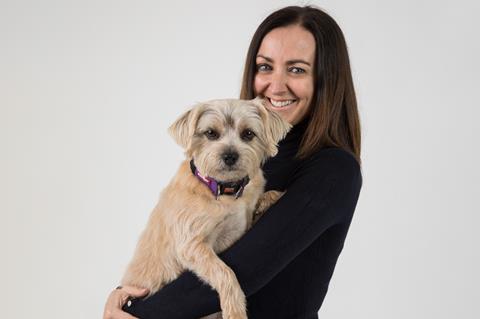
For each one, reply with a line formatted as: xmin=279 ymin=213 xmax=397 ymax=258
xmin=121 ymin=98 xmax=290 ymax=319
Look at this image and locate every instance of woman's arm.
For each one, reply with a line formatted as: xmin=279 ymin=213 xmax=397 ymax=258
xmin=125 ymin=148 xmax=362 ymax=319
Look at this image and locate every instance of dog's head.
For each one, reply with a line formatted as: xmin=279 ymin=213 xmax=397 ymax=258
xmin=169 ymin=97 xmax=291 ymax=181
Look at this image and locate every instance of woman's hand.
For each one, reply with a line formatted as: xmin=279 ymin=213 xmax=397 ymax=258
xmin=103 ymin=285 xmax=149 ymax=319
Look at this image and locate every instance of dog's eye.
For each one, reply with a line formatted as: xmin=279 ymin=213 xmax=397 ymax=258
xmin=241 ymin=129 xmax=255 ymax=141
xmin=204 ymin=129 xmax=220 ymax=140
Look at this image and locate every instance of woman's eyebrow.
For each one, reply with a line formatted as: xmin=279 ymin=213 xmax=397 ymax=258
xmin=256 ymin=54 xmax=311 ymax=66
xmin=286 ymin=59 xmax=311 ymax=66
xmin=256 ymin=54 xmax=273 ymax=62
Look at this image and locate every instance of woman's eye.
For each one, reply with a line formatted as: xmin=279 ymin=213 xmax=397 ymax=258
xmin=289 ymin=67 xmax=306 ymax=74
xmin=241 ymin=129 xmax=255 ymax=141
xmin=256 ymin=64 xmax=272 ymax=72
xmin=205 ymin=129 xmax=219 ymax=140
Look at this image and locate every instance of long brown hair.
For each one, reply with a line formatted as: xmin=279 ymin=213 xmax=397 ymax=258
xmin=240 ymin=6 xmax=361 ymax=165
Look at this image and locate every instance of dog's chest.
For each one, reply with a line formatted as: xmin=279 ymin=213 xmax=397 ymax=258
xmin=208 ymin=202 xmax=249 ymax=253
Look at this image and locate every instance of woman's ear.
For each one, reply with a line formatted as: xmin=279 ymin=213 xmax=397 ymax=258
xmin=252 ymin=97 xmax=292 ymax=157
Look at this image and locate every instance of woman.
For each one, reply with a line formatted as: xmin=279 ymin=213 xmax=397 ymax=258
xmin=104 ymin=5 xmax=362 ymax=319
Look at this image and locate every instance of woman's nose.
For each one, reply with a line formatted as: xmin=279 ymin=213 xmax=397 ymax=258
xmin=268 ymin=70 xmax=288 ymax=95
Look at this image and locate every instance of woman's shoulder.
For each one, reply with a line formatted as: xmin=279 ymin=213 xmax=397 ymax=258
xmin=302 ymin=146 xmax=360 ymax=173
xmin=292 ymin=146 xmax=362 ymax=191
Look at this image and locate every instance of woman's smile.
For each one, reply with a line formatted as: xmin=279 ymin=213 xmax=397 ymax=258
xmin=268 ymin=98 xmax=297 ymax=108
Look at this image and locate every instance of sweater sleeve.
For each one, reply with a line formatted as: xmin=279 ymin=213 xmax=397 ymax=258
xmin=124 ymin=148 xmax=362 ymax=319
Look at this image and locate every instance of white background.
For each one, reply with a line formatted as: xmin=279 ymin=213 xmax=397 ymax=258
xmin=1 ymin=0 xmax=479 ymax=318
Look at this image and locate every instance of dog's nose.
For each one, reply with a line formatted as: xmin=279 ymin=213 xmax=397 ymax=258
xmin=222 ymin=152 xmax=239 ymax=166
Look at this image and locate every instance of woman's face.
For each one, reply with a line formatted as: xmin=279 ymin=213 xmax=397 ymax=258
xmin=254 ymin=25 xmax=315 ymax=125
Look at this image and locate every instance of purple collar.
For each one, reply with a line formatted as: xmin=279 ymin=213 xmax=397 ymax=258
xmin=190 ymin=160 xmax=250 ymax=200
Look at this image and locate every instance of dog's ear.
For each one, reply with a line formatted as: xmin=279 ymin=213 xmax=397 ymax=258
xmin=252 ymin=97 xmax=292 ymax=157
xmin=168 ymin=104 xmax=204 ymax=150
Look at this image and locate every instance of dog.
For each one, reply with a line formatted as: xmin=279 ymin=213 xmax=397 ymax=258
xmin=121 ymin=97 xmax=290 ymax=319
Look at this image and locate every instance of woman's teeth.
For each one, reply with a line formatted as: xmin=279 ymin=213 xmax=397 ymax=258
xmin=270 ymin=98 xmax=296 ymax=108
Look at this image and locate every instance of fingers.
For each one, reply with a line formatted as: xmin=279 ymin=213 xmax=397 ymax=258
xmin=103 ymin=286 xmax=149 ymax=319
xmin=119 ymin=285 xmax=150 ymax=298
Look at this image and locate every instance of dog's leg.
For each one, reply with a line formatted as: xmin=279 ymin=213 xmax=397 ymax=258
xmin=178 ymin=240 xmax=247 ymax=319
xmin=253 ymin=190 xmax=285 ymax=224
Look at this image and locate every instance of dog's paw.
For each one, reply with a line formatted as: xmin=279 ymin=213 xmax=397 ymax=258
xmin=253 ymin=190 xmax=285 ymax=223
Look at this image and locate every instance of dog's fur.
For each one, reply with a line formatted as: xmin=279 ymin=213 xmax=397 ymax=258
xmin=121 ymin=98 xmax=290 ymax=319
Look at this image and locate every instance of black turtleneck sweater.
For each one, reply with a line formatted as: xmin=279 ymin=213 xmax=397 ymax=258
xmin=124 ymin=119 xmax=363 ymax=319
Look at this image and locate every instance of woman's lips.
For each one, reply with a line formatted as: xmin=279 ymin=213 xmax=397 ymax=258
xmin=267 ymin=97 xmax=297 ymax=109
